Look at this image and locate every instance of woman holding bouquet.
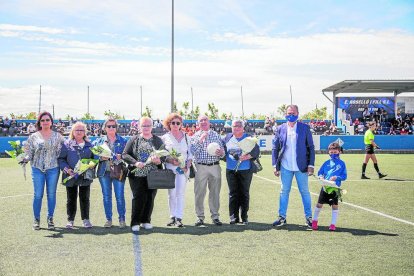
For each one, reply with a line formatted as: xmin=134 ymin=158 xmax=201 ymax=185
xmin=122 ymin=117 xmax=164 ymax=232
xmin=24 ymin=111 xmax=64 ymax=230
xmin=222 ymin=119 xmax=260 ymax=225
xmin=58 ymin=122 xmax=97 ymax=229
xmin=161 ymin=113 xmax=193 ymax=227
xmin=93 ymin=118 xmax=128 ymax=228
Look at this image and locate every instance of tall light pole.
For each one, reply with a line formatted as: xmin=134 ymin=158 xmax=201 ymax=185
xmin=171 ymin=0 xmax=175 ymax=112
xmin=289 ymin=85 xmax=293 ymax=105
xmin=191 ymin=87 xmax=194 ymax=121
xmin=241 ymin=85 xmax=245 ymax=119
xmin=87 ymin=86 xmax=90 ymax=114
xmin=140 ymin=85 xmax=143 ymax=117
xmin=38 ymin=85 xmax=42 ymax=113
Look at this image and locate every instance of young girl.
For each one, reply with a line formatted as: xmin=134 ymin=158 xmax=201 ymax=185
xmin=312 ymin=142 xmax=347 ymax=231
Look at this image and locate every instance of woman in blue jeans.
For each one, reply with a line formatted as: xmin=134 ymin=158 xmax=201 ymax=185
xmin=94 ymin=118 xmax=127 ymax=228
xmin=24 ymin=111 xmax=64 ymax=230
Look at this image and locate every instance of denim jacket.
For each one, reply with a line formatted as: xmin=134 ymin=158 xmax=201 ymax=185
xmin=58 ymin=139 xmax=95 ymax=187
xmin=93 ymin=134 xmax=127 ymax=177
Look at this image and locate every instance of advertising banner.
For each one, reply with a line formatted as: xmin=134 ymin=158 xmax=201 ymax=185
xmin=337 ymin=97 xmax=395 ymax=120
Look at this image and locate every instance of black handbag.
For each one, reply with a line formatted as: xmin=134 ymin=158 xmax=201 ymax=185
xmin=251 ymin=158 xmax=263 ymax=173
xmin=147 ymin=168 xmax=175 ymax=189
xmin=189 ymin=164 xmax=196 ymax=179
xmin=110 ymin=162 xmax=128 ymax=182
xmin=184 ymin=134 xmax=196 ymax=179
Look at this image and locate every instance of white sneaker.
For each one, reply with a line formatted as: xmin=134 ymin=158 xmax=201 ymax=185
xmin=131 ymin=225 xmax=140 ymax=232
xmin=140 ymin=223 xmax=153 ymax=230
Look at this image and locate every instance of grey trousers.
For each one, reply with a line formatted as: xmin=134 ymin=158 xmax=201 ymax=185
xmin=194 ymin=164 xmax=221 ymax=220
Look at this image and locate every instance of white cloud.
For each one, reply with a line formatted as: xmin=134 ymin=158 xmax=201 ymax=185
xmin=0 ymin=24 xmax=65 ymax=34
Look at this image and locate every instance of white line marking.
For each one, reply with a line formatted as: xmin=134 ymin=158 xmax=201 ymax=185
xmin=255 ymin=174 xmax=414 ymax=226
xmin=132 ymin=233 xmax=143 ymax=276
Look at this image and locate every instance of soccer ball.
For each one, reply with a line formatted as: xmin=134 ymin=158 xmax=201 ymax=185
xmin=207 ymin=142 xmax=221 ymax=156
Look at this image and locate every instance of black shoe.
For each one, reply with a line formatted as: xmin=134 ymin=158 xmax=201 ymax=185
xmin=213 ymin=219 xmax=222 ymax=226
xmin=175 ymin=218 xmax=184 ymax=228
xmin=272 ymin=216 xmax=286 ymax=227
xmin=167 ymin=217 xmax=176 ymax=226
xmin=47 ymin=217 xmax=55 ymax=230
xmin=305 ymin=217 xmax=312 ymax=228
xmin=379 ymin=173 xmax=387 ymax=179
xmin=195 ymin=219 xmax=204 ymax=227
xmin=241 ymin=220 xmax=249 ymax=225
xmin=229 ymin=219 xmax=239 ymax=225
xmin=33 ymin=219 xmax=40 ymax=230
xmin=361 ymin=175 xmax=370 ymax=179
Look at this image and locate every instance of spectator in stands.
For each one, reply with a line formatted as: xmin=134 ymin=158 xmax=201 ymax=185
xmin=122 ymin=117 xmax=164 ymax=232
xmin=272 ymin=104 xmax=315 ymax=228
xmin=222 ymin=119 xmax=260 ymax=225
xmin=24 ymin=111 xmax=65 ymax=230
xmin=27 ymin=123 xmax=36 ymax=134
xmin=190 ymin=115 xmax=225 ymax=227
xmin=58 ymin=121 xmax=97 ymax=229
xmin=363 ymin=107 xmax=371 ymax=122
xmin=161 ymin=113 xmax=193 ymax=228
xmin=94 ymin=118 xmax=128 ymax=228
xmin=357 ymin=123 xmax=364 ymax=135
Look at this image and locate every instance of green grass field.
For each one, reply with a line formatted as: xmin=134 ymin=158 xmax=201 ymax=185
xmin=0 ymin=154 xmax=413 ymax=275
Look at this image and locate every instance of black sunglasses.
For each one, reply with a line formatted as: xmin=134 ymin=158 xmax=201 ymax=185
xmin=170 ymin=121 xmax=181 ymax=126
xmin=40 ymin=119 xmax=51 ymax=122
xmin=106 ymin=125 xmax=117 ymax=128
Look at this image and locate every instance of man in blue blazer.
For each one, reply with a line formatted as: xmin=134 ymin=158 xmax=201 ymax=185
xmin=272 ymin=105 xmax=315 ymax=228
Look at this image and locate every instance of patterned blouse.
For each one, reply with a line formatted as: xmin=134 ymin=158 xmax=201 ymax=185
xmin=132 ymin=137 xmax=159 ymax=177
xmin=25 ymin=131 xmax=65 ymax=171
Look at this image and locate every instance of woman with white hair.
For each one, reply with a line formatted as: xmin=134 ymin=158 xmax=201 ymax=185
xmin=58 ymin=121 xmax=97 ymax=229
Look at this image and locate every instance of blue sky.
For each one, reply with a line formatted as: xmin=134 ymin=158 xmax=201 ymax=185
xmin=1 ymin=0 xmax=413 ymax=118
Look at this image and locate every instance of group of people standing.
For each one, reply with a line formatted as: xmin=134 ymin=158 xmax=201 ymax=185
xmin=22 ymin=110 xmax=262 ymax=231
xmin=23 ymin=104 xmax=384 ymax=232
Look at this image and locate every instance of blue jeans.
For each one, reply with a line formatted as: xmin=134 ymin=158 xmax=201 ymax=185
xmin=279 ymin=166 xmax=312 ymax=218
xmin=31 ymin=167 xmax=60 ymax=220
xmin=99 ymin=172 xmax=126 ymax=221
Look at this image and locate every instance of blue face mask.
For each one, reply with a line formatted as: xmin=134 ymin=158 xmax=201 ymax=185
xmin=330 ymin=153 xmax=340 ymax=159
xmin=285 ymin=114 xmax=298 ymax=123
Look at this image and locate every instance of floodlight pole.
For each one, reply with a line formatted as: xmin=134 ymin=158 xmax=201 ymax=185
xmin=140 ymin=85 xmax=143 ymax=117
xmin=290 ymin=85 xmax=293 ymax=105
xmin=87 ymin=86 xmax=90 ymax=114
xmin=171 ymin=0 xmax=174 ymax=112
xmin=241 ymin=85 xmax=245 ymax=119
xmin=191 ymin=87 xmax=194 ymax=121
xmin=38 ymin=85 xmax=42 ymax=113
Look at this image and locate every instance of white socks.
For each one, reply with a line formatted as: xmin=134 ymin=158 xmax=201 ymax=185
xmin=313 ymin=207 xmax=322 ymax=221
xmin=331 ymin=210 xmax=339 ymax=225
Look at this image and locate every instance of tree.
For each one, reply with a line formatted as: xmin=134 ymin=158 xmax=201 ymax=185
xmin=301 ymin=106 xmax=330 ymax=120
xmin=81 ymin=112 xmax=95 ymax=120
xmin=142 ymin=106 xmax=152 ymax=118
xmin=9 ymin=112 xmax=39 ymax=119
xmin=277 ymin=104 xmax=288 ymax=117
xmin=64 ymin=114 xmax=71 ymax=120
xmin=173 ymin=102 xmax=178 ymax=113
xmin=205 ymin=102 xmax=219 ymax=119
xmin=182 ymin=102 xmax=190 ymax=119
xmin=104 ymin=110 xmax=124 ymax=120
xmin=189 ymin=105 xmax=200 ymax=121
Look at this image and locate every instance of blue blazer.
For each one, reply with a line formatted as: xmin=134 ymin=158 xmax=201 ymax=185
xmin=272 ymin=122 xmax=315 ymax=173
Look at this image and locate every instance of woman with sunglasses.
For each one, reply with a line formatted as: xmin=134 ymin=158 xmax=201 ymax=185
xmin=93 ymin=118 xmax=128 ymax=228
xmin=24 ymin=111 xmax=64 ymax=230
xmin=122 ymin=117 xmax=164 ymax=232
xmin=58 ymin=121 xmax=97 ymax=229
xmin=161 ymin=113 xmax=193 ymax=227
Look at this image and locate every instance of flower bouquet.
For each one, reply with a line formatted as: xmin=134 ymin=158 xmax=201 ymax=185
xmin=130 ymin=147 xmax=170 ymax=174
xmin=5 ymin=140 xmax=27 ymax=180
xmin=63 ymin=158 xmax=99 ymax=184
xmin=91 ymin=143 xmax=113 ymax=159
xmin=234 ymin=136 xmax=258 ymax=172
xmin=313 ymin=175 xmax=347 ymax=202
xmin=169 ymin=147 xmax=186 ymax=174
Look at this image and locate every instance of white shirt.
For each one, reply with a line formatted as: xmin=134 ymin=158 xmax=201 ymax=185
xmin=161 ymin=132 xmax=193 ymax=173
xmin=281 ymin=122 xmax=299 ymax=171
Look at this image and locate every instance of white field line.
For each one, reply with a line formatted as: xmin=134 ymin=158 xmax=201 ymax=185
xmin=255 ymin=174 xmax=414 ymax=226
